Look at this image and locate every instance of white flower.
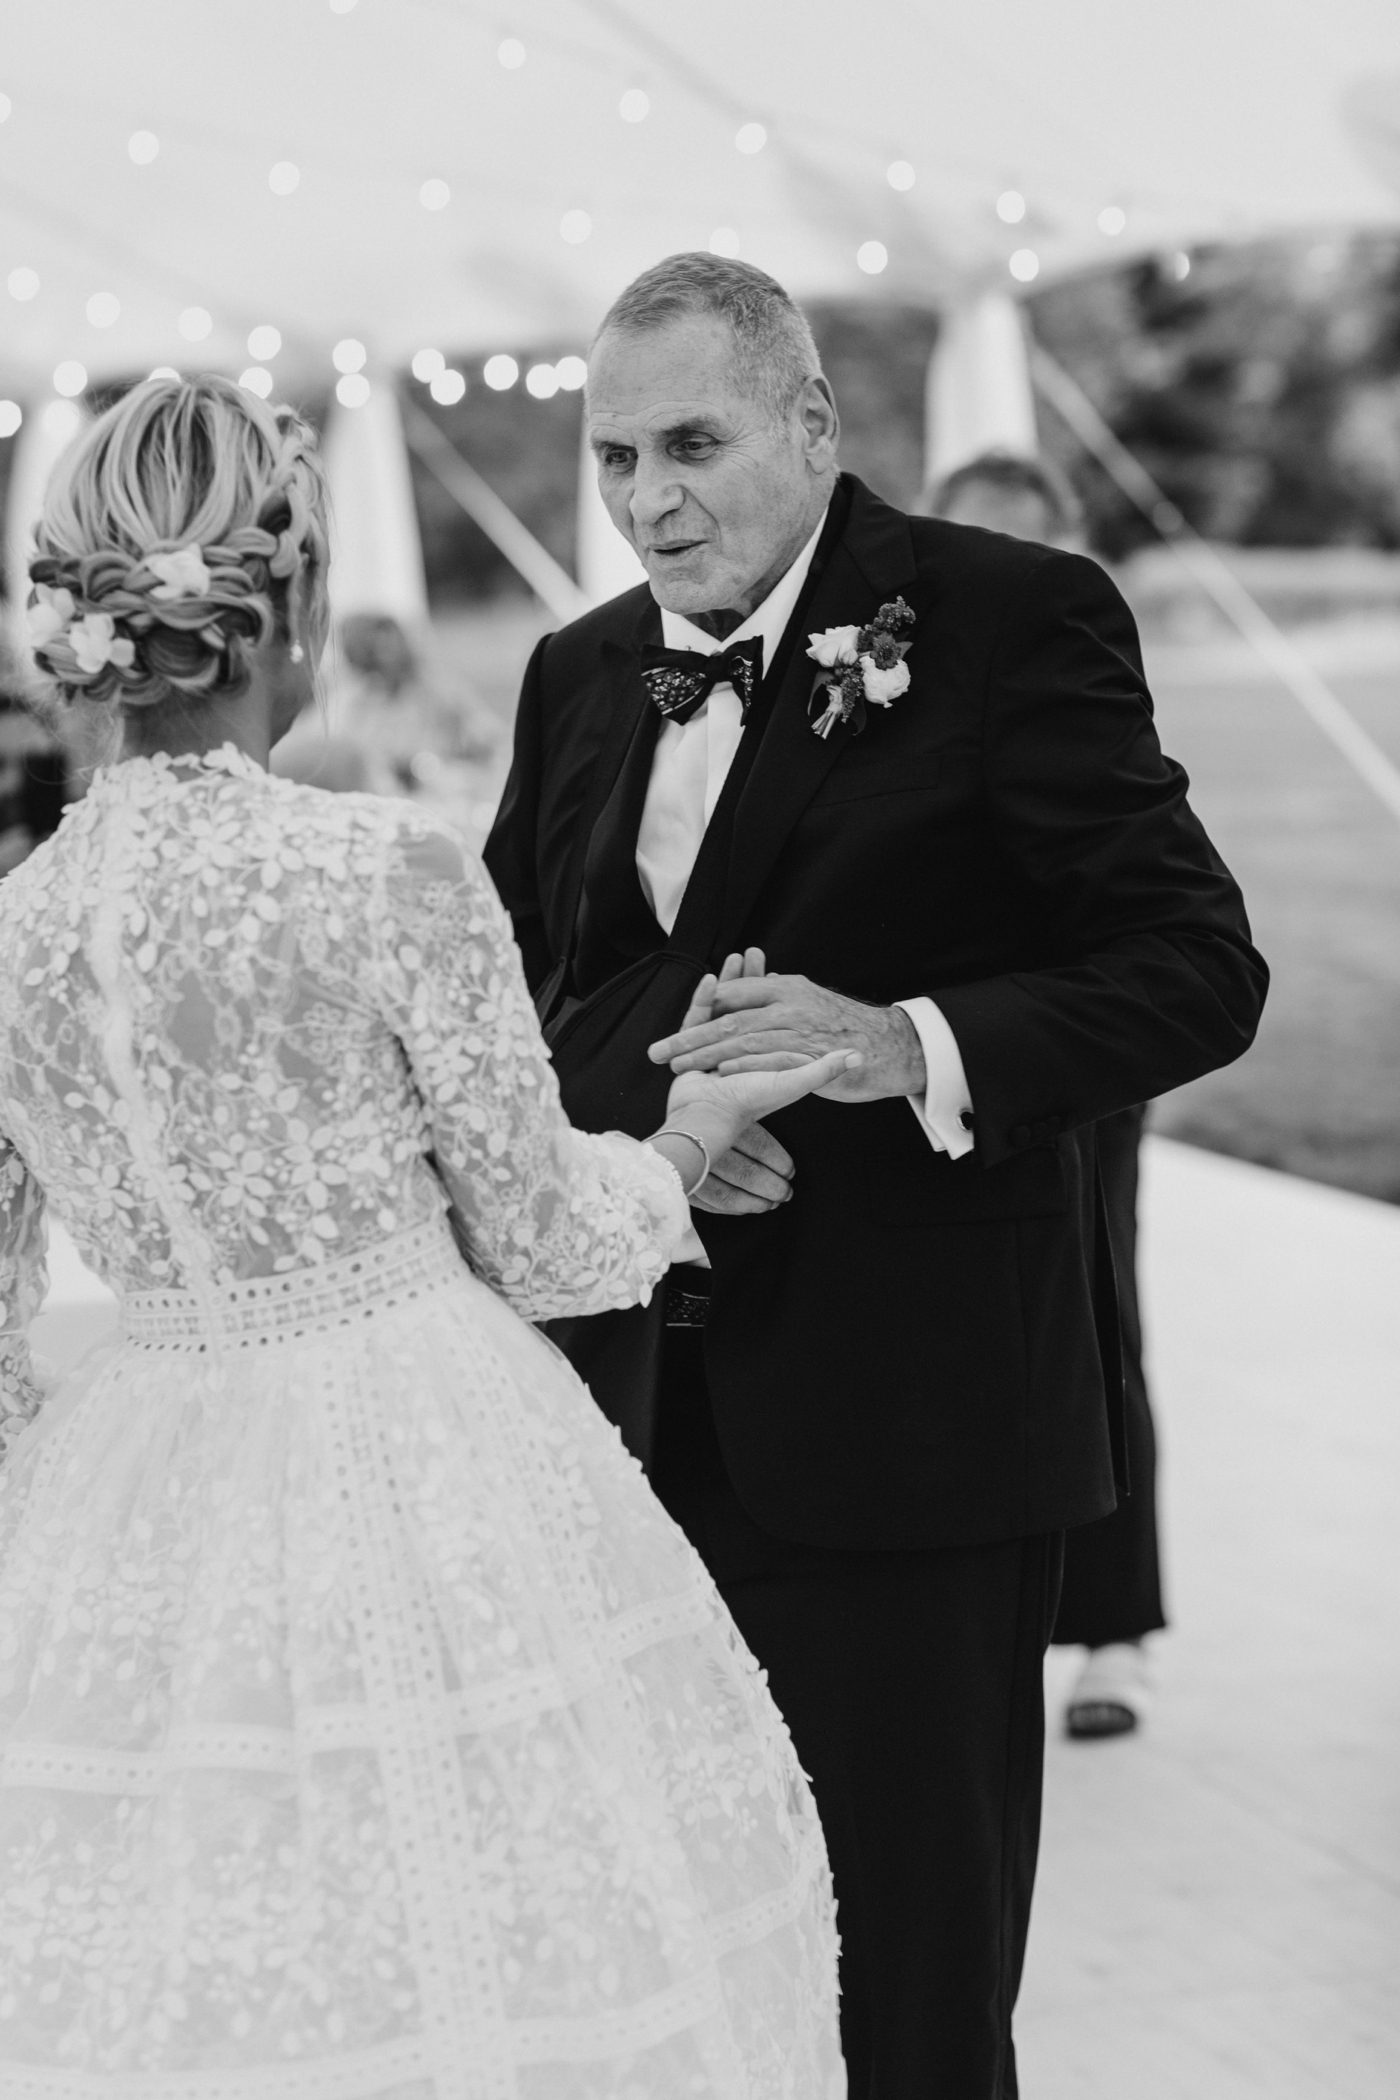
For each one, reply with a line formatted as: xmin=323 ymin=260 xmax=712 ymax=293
xmin=148 ymin=546 xmax=212 ymax=600
xmin=68 ymin=613 xmax=135 ymax=676
xmin=860 ymin=655 xmax=911 ymax=705
xmin=27 ymin=586 xmax=75 ymax=647
xmin=806 ymin=624 xmax=862 ymax=669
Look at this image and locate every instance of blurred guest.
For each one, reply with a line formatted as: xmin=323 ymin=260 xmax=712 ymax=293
xmin=929 ymin=448 xmax=1166 ymax=1738
xmin=0 ymin=687 xmax=69 ymax=877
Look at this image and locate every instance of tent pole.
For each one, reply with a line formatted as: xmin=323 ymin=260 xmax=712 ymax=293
xmin=399 ymin=398 xmax=588 ymax=624
xmin=1030 ymin=341 xmax=1400 ymax=833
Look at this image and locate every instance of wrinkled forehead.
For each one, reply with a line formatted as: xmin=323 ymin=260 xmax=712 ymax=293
xmin=586 ymin=315 xmax=754 ymax=431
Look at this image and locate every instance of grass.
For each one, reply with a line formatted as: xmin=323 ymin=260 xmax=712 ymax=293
xmin=423 ymin=597 xmax=1400 ymax=1208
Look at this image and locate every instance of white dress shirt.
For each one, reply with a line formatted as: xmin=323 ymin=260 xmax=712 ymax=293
xmin=638 ymin=518 xmax=974 ymax=1260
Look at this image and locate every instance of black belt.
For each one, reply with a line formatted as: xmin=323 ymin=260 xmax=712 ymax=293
xmin=664 ymin=1263 xmax=712 ymax=1329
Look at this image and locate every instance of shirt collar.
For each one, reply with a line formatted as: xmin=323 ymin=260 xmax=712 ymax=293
xmin=659 ymin=506 xmax=830 ymax=672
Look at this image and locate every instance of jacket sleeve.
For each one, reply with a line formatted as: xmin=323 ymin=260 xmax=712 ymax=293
xmin=482 ymin=631 xmax=555 ymax=995
xmin=931 ymin=548 xmax=1268 ymax=1168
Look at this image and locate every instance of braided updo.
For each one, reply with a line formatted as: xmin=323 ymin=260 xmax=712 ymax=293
xmin=28 ymin=374 xmax=329 ymax=712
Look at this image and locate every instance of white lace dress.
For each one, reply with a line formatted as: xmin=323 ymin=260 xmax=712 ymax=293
xmin=0 ymin=747 xmax=843 ymax=2100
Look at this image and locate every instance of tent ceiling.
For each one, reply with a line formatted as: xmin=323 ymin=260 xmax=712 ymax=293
xmin=1 ymin=0 xmax=1397 ymax=392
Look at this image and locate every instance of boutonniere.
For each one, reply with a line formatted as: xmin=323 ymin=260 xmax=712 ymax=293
xmin=806 ymin=597 xmax=916 ymax=739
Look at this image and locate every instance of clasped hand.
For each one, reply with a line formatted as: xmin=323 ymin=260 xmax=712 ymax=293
xmin=654 ymin=950 xmax=927 ymax=1217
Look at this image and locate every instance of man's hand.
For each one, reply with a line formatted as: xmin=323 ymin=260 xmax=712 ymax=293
xmin=672 ymin=950 xmax=794 ymax=1213
xmin=650 ymin=970 xmax=926 ymax=1103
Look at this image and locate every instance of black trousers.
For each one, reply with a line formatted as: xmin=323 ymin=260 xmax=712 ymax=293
xmin=1053 ymin=1105 xmax=1167 ymax=1647
xmin=651 ymin=1314 xmax=1064 ymax=2100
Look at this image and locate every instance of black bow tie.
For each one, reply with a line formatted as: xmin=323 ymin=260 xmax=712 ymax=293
xmin=639 ymin=635 xmax=764 ymax=725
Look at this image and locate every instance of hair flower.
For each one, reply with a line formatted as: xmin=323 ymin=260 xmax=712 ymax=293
xmin=27 ymin=584 xmax=76 ymax=647
xmin=148 ymin=545 xmax=213 ymax=600
xmin=68 ymin=612 xmax=136 ymax=676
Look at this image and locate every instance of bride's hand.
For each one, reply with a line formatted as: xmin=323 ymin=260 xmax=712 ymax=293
xmin=665 ymin=1047 xmax=860 ymax=1136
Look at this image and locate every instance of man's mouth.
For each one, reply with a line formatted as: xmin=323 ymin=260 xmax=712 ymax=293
xmin=648 ymin=541 xmax=704 ymax=560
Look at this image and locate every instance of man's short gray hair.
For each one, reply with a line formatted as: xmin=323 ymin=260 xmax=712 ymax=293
xmin=592 ymin=253 xmax=823 ymax=423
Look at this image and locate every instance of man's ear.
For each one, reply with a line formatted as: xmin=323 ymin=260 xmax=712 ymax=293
xmin=797 ymin=376 xmax=839 ymax=472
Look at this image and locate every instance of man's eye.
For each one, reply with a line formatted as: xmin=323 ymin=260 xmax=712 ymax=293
xmin=675 ymin=437 xmax=716 ymax=458
xmin=599 ymin=448 xmax=634 ymax=471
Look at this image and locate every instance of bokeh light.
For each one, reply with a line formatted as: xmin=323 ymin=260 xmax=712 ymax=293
xmin=7 ymin=267 xmax=39 ymax=302
xmin=559 ymin=209 xmax=592 ymax=244
xmin=86 ymin=292 xmax=120 ymax=328
xmin=708 ymin=226 xmax=741 ymax=257
xmin=178 ymin=306 xmax=213 ymax=342
xmin=1171 ymin=249 xmax=1192 ymax=281
xmin=429 ymin=369 xmax=466 ymax=405
xmin=996 ymin=189 xmax=1027 ymax=224
xmin=147 ymin=366 xmax=180 ymax=381
xmin=886 ymin=160 xmax=915 ymax=192
xmin=332 ymin=338 xmax=367 ymax=373
xmin=526 ymin=362 xmax=559 ymax=399
xmin=335 ymin=373 xmax=371 ymax=408
xmin=328 ymin=0 xmax=358 ymax=13
xmin=554 ymin=354 xmax=587 ymax=391
xmin=268 ymin=161 xmax=301 ymax=196
xmin=498 ymin=37 xmax=526 ymax=69
xmin=0 ymin=401 xmax=22 ymax=439
xmin=53 ymin=361 xmax=88 ymax=398
xmin=1097 ymin=204 xmax=1127 ymax=236
xmin=411 ymin=347 xmax=445 ymax=382
xmin=42 ymin=399 xmax=83 ymax=440
xmin=238 ymin=367 xmax=274 ymax=397
xmin=619 ymin=88 xmax=649 ymax=123
xmin=1008 ymin=247 xmax=1040 ymax=282
xmin=419 ymin=178 xmax=450 ymax=211
xmin=856 ymin=241 xmax=888 ymax=275
xmin=128 ymin=130 xmax=159 ymax=165
xmin=0 ymin=94 xmax=11 ymax=124
xmin=483 ymin=354 xmax=519 ymax=391
xmin=735 ymin=122 xmax=767 ymax=155
xmin=247 ymin=324 xmax=281 ymax=361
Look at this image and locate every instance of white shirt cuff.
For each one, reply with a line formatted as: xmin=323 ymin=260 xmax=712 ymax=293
xmin=895 ymin=997 xmax=975 ymax=1160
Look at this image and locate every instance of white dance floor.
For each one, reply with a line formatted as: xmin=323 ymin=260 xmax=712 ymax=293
xmin=29 ymin=1137 xmax=1400 ymax=2096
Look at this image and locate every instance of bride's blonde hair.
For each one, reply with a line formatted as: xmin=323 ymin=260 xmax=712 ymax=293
xmin=29 ymin=373 xmax=330 ymax=712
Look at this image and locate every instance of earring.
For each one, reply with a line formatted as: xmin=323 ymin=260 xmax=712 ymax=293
xmin=289 ymin=641 xmax=305 ymax=664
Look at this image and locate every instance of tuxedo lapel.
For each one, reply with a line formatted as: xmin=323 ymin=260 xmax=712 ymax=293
xmin=553 ymin=607 xmax=660 ymax=959
xmin=719 ymin=477 xmax=919 ymax=946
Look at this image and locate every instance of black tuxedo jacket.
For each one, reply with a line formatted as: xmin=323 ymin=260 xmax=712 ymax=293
xmin=485 ymin=475 xmax=1267 ymax=1551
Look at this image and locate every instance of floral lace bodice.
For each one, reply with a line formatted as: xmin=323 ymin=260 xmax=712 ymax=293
xmin=0 ymin=745 xmax=686 ymax=1451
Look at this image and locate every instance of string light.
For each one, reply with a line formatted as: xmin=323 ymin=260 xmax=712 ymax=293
xmin=559 ymin=209 xmax=592 ymax=244
xmin=483 ymin=354 xmax=519 ymax=391
xmin=247 ymin=324 xmax=281 ymax=361
xmin=856 ymin=241 xmax=888 ymax=275
xmin=147 ymin=366 xmax=180 ymax=381
xmin=178 ymin=307 xmax=213 ymax=342
xmin=86 ymin=292 xmax=120 ymax=328
xmin=238 ymin=367 xmax=273 ymax=397
xmin=332 ymin=338 xmax=367 ymax=373
xmin=619 ymin=88 xmax=649 ymax=122
xmin=7 ymin=268 xmax=39 ymax=302
xmin=1097 ymin=204 xmax=1127 ymax=236
xmin=42 ymin=399 xmax=82 ymax=440
xmin=268 ymin=161 xmax=301 ymax=196
xmin=53 ymin=361 xmax=88 ymax=398
xmin=429 ymin=369 xmax=466 ymax=405
xmin=1008 ymin=247 xmax=1039 ymax=282
xmin=735 ymin=122 xmax=767 ymax=155
xmin=996 ymin=189 xmax=1026 ymax=225
xmin=525 ymin=362 xmax=559 ymax=399
xmin=419 ymin=178 xmax=450 ymax=211
xmin=1170 ymin=250 xmax=1192 ymax=281
xmin=708 ymin=226 xmax=740 ymax=257
xmin=886 ymin=160 xmax=915 ymax=192
xmin=128 ymin=130 xmax=159 ymax=164
xmin=0 ymin=402 xmax=22 ymax=439
xmin=411 ymin=348 xmax=445 ymax=382
xmin=554 ymin=355 xmax=587 ymax=391
xmin=498 ymin=37 xmax=526 ymax=69
xmin=336 ymin=373 xmax=371 ymax=408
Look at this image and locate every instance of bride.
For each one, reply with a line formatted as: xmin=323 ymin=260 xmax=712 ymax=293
xmin=0 ymin=375 xmax=847 ymax=2097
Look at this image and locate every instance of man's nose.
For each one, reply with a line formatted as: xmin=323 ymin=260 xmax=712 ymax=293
xmin=629 ymin=455 xmax=685 ymax=533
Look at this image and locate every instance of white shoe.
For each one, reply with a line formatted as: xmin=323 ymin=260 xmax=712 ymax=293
xmin=1064 ymin=1641 xmax=1153 ymax=1739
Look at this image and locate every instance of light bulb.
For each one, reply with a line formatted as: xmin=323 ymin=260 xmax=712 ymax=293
xmin=429 ymin=369 xmax=466 ymax=405
xmin=268 ymin=161 xmax=301 ymax=196
xmin=554 ymin=355 xmax=587 ymax=391
xmin=412 ymin=348 xmax=446 ymax=382
xmin=239 ymin=368 xmax=274 ymax=398
xmin=856 ymin=241 xmax=888 ymax=275
xmin=7 ymin=267 xmax=39 ymax=302
xmin=735 ymin=122 xmax=767 ymax=155
xmin=178 ymin=307 xmax=213 ymax=342
xmin=708 ymin=226 xmax=740 ymax=258
xmin=525 ymin=363 xmax=559 ymax=399
xmin=1008 ymin=248 xmax=1040 ymax=282
xmin=247 ymin=324 xmax=281 ymax=361
xmin=128 ymin=130 xmax=159 ymax=165
xmin=619 ymin=88 xmax=649 ymax=122
xmin=483 ymin=354 xmax=518 ymax=391
xmin=332 ymin=338 xmax=367 ymax=374
xmin=559 ymin=209 xmax=592 ymax=244
xmin=498 ymin=37 xmax=525 ymax=69
xmin=42 ymin=399 xmax=82 ymax=440
xmin=86 ymin=292 xmax=120 ymax=328
xmin=53 ymin=360 xmax=88 ymax=398
xmin=419 ymin=178 xmax=450 ymax=211
xmin=0 ymin=401 xmax=22 ymax=438
xmin=886 ymin=160 xmax=915 ymax=192
xmin=1097 ymin=204 xmax=1127 ymax=237
xmin=996 ymin=189 xmax=1027 ymax=225
xmin=335 ymin=373 xmax=371 ymax=408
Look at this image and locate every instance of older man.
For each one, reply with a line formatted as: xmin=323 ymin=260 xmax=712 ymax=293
xmin=485 ymin=254 xmax=1267 ymax=2098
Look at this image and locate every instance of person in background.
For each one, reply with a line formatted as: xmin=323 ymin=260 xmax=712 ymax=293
xmin=0 ymin=682 xmax=69 ymax=878
xmin=927 ymin=448 xmax=1167 ymax=1739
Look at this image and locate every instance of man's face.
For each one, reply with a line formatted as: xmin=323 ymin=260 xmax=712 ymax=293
xmin=940 ymin=483 xmax=1057 ymax=546
xmin=586 ymin=315 xmax=834 ymax=624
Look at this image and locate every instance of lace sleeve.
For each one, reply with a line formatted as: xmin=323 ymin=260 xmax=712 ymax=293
xmin=0 ymin=1132 xmax=48 ymax=1462
xmin=367 ymin=815 xmax=689 ymax=1320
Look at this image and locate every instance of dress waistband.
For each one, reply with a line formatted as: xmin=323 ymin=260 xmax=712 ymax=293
xmin=120 ymin=1215 xmax=467 ymax=1350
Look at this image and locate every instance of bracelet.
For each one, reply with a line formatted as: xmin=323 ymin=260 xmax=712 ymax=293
xmin=649 ymin=1126 xmax=712 ymax=1199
